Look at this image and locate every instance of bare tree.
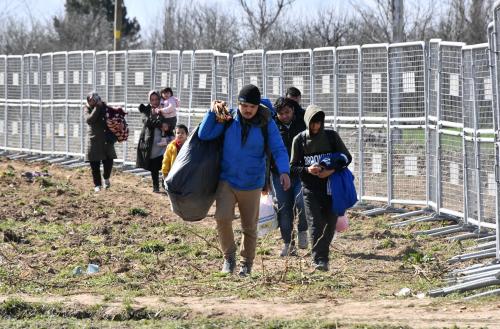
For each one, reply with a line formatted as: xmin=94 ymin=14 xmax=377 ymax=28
xmin=239 ymin=0 xmax=295 ymax=49
xmin=0 ymin=17 xmax=54 ymax=55
xmin=151 ymin=0 xmax=241 ymax=52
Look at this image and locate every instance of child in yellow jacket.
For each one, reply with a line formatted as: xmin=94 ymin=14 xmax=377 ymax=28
xmin=161 ymin=124 xmax=188 ymax=180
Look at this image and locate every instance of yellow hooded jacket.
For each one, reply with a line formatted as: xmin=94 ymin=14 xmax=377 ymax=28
xmin=161 ymin=140 xmax=179 ymax=177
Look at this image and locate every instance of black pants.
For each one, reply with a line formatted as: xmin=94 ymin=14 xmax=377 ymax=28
xmin=302 ymin=187 xmax=338 ymax=263
xmin=89 ymin=159 xmax=114 ymax=187
xmin=150 ymin=156 xmax=164 ymax=190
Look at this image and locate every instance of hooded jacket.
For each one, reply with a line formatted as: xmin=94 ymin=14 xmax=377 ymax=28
xmin=198 ymin=107 xmax=290 ymax=191
xmin=136 ymin=91 xmax=164 ymax=170
xmin=290 ymin=105 xmax=352 ymax=193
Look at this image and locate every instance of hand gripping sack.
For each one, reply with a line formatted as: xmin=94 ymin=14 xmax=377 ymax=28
xmin=165 ymin=126 xmax=222 ymax=221
xmin=257 ymin=194 xmax=278 ymax=237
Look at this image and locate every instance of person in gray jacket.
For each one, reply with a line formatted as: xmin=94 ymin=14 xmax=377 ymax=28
xmin=84 ymin=91 xmax=117 ymax=192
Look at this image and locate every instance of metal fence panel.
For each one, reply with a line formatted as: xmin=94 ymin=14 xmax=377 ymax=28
xmin=388 ymin=42 xmax=427 ymax=205
xmin=390 ymin=126 xmax=427 ymax=204
xmin=462 ymin=47 xmax=477 ymax=223
xmin=427 ymin=40 xmax=441 ymax=210
xmin=265 ymin=51 xmax=282 ymax=102
xmin=243 ymin=50 xmax=264 ymax=91
xmin=178 ymin=51 xmax=193 ymax=127
xmin=439 ymin=42 xmax=464 ymax=217
xmin=231 ymin=53 xmax=243 ymax=108
xmin=108 ymin=51 xmax=127 ymax=162
xmin=52 ymin=52 xmax=68 ymax=153
xmin=477 ymin=139 xmax=496 ymax=228
xmin=0 ymin=56 xmax=6 ymax=148
xmin=154 ymin=50 xmax=180 ymax=96
xmin=67 ymin=52 xmax=83 ymax=155
xmin=282 ymin=49 xmax=312 ymax=106
xmin=360 ymin=44 xmax=389 ymax=202
xmin=23 ymin=54 xmax=41 ymax=152
xmin=472 ymin=44 xmax=497 ymax=228
xmin=190 ymin=50 xmax=215 ymax=129
xmin=95 ymin=51 xmax=108 ymax=100
xmin=82 ymin=51 xmax=95 ymax=156
xmin=312 ymin=47 xmax=335 ymax=122
xmin=336 ymin=46 xmax=360 ymax=120
xmin=215 ymin=52 xmax=230 ymax=102
xmin=41 ymin=54 xmax=52 ymax=152
xmin=6 ymin=55 xmax=22 ymax=150
xmin=127 ymin=50 xmax=152 ymax=108
xmin=336 ymin=124 xmax=360 ymax=194
xmin=125 ymin=50 xmax=152 ymax=164
xmin=388 ymin=42 xmax=426 ymax=121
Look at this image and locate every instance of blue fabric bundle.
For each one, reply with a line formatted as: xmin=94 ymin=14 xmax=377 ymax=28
xmin=319 ymin=153 xmax=358 ymax=216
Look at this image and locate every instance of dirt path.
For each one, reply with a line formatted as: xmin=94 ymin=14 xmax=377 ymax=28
xmin=2 ymin=294 xmax=500 ymax=328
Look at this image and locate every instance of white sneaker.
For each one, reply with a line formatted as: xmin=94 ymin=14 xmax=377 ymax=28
xmin=104 ymin=179 xmax=110 ymax=189
xmin=298 ymin=231 xmax=308 ymax=249
xmin=94 ymin=186 xmax=101 ymax=192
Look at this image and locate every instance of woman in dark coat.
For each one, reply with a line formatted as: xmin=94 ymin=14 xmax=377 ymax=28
xmin=85 ymin=91 xmax=117 ymax=192
xmin=136 ymin=90 xmax=165 ymax=192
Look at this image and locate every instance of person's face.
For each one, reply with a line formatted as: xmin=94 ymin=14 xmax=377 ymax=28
xmin=309 ymin=121 xmax=321 ymax=135
xmin=88 ymin=98 xmax=97 ymax=107
xmin=162 ymin=91 xmax=171 ymax=99
xmin=150 ymin=94 xmax=160 ymax=108
xmin=175 ymin=128 xmax=187 ymax=144
xmin=238 ymin=102 xmax=259 ymax=120
xmin=277 ymin=106 xmax=294 ymax=125
xmin=161 ymin=123 xmax=170 ymax=132
xmin=287 ymin=95 xmax=301 ymax=104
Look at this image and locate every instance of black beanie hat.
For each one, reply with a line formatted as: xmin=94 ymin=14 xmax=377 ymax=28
xmin=238 ymin=84 xmax=261 ymax=105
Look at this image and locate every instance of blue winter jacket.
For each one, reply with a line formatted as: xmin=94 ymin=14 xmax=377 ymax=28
xmin=198 ymin=110 xmax=290 ymax=191
xmin=320 ymin=153 xmax=358 ymax=216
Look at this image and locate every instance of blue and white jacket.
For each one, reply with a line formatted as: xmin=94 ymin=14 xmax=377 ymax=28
xmin=198 ymin=109 xmax=290 ymax=191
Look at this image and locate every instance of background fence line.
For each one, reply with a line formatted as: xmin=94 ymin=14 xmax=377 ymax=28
xmin=2 ymin=12 xmax=500 ymax=284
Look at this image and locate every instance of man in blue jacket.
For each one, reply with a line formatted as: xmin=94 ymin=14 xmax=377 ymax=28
xmin=198 ymin=84 xmax=291 ymax=277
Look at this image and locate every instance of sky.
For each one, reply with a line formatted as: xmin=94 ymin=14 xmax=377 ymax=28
xmin=2 ymin=0 xmax=333 ymax=38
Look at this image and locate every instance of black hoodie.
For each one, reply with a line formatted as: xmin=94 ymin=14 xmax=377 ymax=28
xmin=290 ymin=105 xmax=352 ymax=193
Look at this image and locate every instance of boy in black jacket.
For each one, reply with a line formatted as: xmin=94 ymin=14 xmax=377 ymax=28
xmin=290 ymin=105 xmax=352 ymax=271
xmin=272 ymin=97 xmax=307 ymax=256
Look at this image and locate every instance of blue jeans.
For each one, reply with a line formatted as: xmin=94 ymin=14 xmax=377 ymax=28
xmin=271 ymin=173 xmax=308 ymax=244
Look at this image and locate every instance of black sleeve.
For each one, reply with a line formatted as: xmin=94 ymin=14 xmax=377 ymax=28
xmin=290 ymin=133 xmax=307 ymax=178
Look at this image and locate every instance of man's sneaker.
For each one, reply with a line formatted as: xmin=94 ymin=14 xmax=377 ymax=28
xmin=280 ymin=243 xmax=297 ymax=257
xmin=221 ymin=255 xmax=236 ymax=274
xmin=153 ymin=187 xmax=160 ymax=193
xmin=94 ymin=186 xmax=101 ymax=192
xmin=297 ymin=231 xmax=308 ymax=249
xmin=104 ymin=179 xmax=111 ymax=189
xmin=238 ymin=263 xmax=252 ymax=277
xmin=313 ymin=260 xmax=329 ymax=272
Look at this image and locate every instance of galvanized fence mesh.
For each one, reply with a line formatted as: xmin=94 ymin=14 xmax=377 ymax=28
xmin=7 ymin=55 xmax=22 ymax=150
xmin=282 ymin=50 xmax=312 ymax=106
xmin=231 ymin=53 xmax=243 ymax=108
xmin=312 ymin=47 xmax=335 ymax=121
xmin=265 ymin=51 xmax=282 ymax=103
xmin=1 ymin=39 xmax=500 ymax=265
xmin=0 ymin=55 xmax=5 ymax=149
xmin=388 ymin=43 xmax=427 ymax=205
xmin=41 ymin=53 xmax=52 ymax=153
xmin=67 ymin=51 xmax=83 ymax=155
xmin=360 ymin=44 xmax=389 ymax=202
xmin=439 ymin=42 xmax=464 ymax=217
xmin=178 ymin=51 xmax=193 ymax=127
